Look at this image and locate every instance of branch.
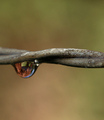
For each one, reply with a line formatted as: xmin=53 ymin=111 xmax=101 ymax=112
xmin=0 ymin=47 xmax=104 ymax=68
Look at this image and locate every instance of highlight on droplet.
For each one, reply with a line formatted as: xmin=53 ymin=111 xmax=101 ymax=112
xmin=13 ymin=61 xmax=39 ymax=78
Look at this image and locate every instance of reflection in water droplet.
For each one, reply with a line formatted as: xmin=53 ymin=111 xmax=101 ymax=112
xmin=13 ymin=61 xmax=39 ymax=78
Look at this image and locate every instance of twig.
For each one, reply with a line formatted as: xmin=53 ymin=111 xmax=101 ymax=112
xmin=0 ymin=47 xmax=104 ymax=68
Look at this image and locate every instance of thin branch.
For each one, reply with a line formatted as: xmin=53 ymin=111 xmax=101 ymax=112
xmin=0 ymin=47 xmax=104 ymax=68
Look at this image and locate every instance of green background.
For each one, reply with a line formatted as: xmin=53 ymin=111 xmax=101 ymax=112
xmin=0 ymin=0 xmax=104 ymax=120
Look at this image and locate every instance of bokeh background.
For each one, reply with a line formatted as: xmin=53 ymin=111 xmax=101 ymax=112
xmin=0 ymin=0 xmax=104 ymax=120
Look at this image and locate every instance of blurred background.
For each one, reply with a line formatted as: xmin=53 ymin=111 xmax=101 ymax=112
xmin=0 ymin=0 xmax=104 ymax=120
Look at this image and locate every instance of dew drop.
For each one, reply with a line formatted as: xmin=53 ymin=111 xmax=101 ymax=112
xmin=13 ymin=61 xmax=39 ymax=78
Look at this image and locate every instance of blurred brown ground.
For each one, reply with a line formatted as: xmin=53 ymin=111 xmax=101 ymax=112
xmin=0 ymin=0 xmax=104 ymax=120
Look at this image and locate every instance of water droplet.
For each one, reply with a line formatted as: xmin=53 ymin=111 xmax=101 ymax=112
xmin=13 ymin=61 xmax=39 ymax=78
